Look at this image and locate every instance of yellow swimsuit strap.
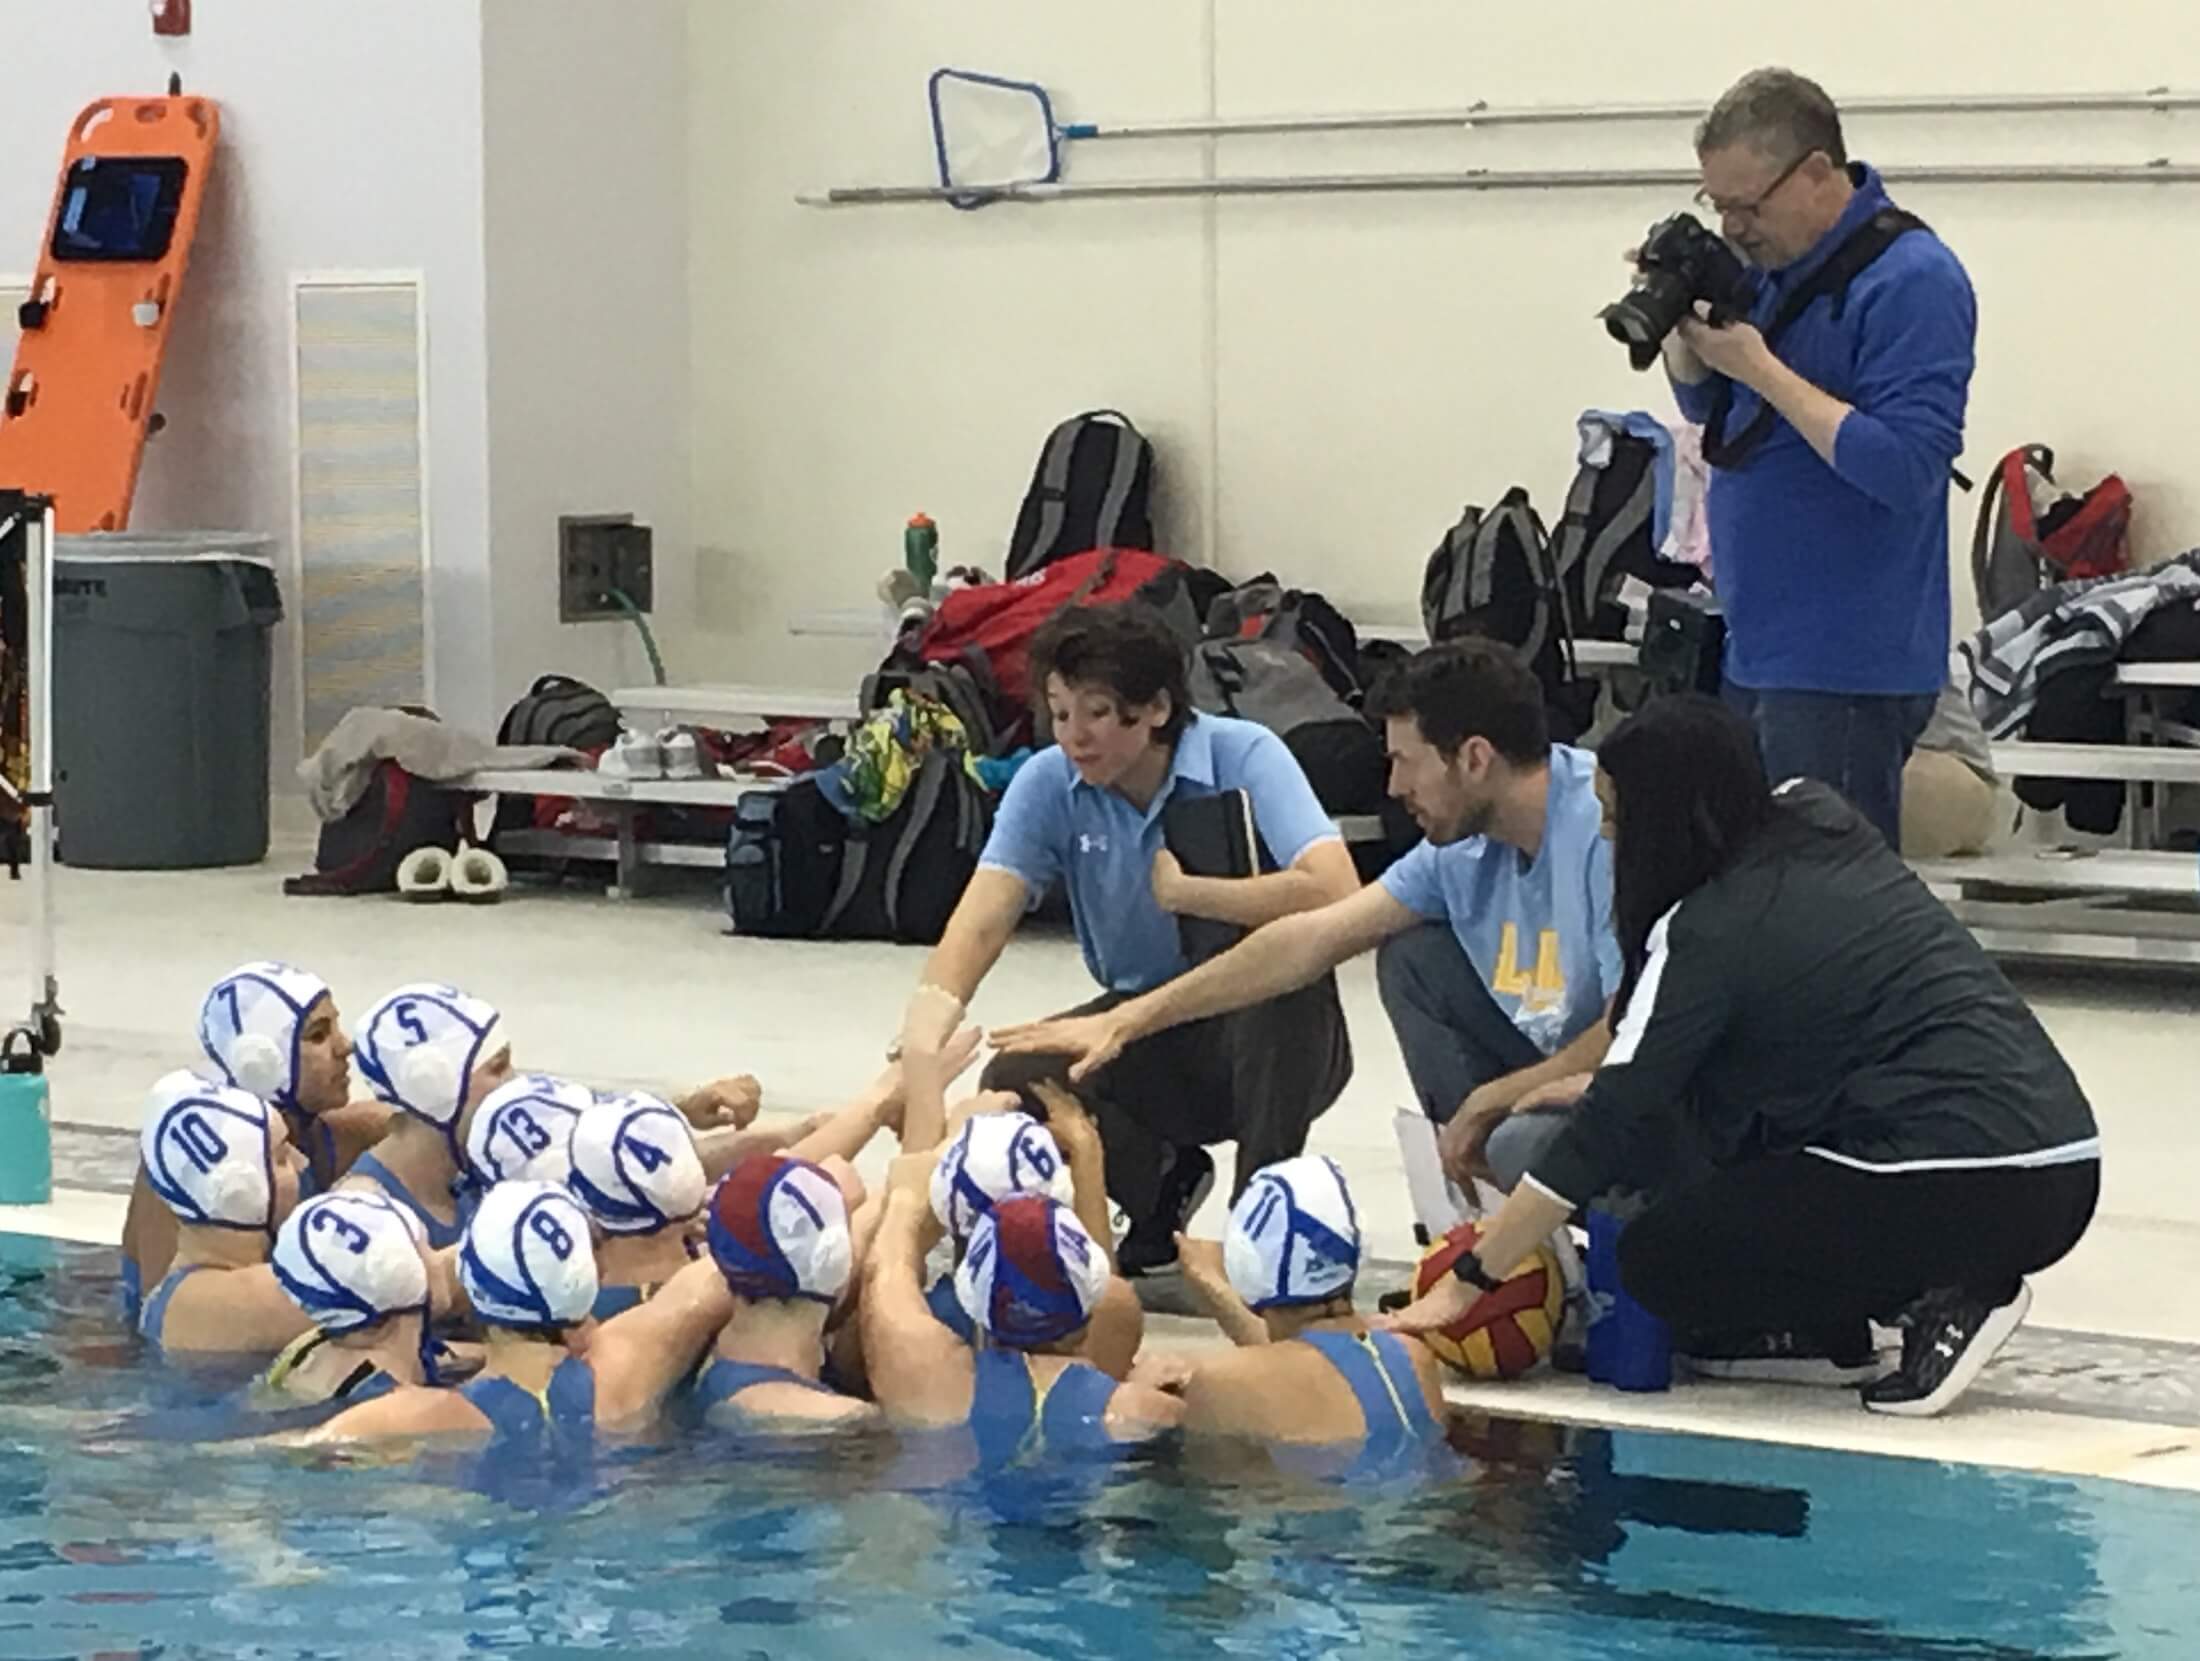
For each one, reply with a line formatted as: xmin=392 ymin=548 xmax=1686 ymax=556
xmin=263 ymin=1327 xmax=327 ymax=1392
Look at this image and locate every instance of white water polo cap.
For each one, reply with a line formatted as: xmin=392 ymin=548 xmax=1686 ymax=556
xmin=140 ymin=1070 xmax=278 ymax=1231
xmin=568 ymin=1092 xmax=707 ymax=1235
xmin=272 ymin=1191 xmax=430 ymax=1334
xmin=352 ymin=984 xmax=504 ymax=1132
xmin=464 ymin=1074 xmax=591 ymax=1188
xmin=459 ymin=1180 xmax=599 ymax=1329
xmin=198 ymin=961 xmax=333 ymax=1113
xmin=929 ymin=1110 xmax=1073 ymax=1244
xmin=1225 ymin=1155 xmax=1361 ymax=1312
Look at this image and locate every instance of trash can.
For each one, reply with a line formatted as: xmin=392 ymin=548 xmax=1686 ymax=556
xmin=53 ymin=533 xmax=282 ymax=869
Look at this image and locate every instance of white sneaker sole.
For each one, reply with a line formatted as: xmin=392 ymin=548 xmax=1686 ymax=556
xmin=1864 ymin=1283 xmax=2032 ymax=1419
xmin=1680 ymin=1353 xmax=1889 ymax=1387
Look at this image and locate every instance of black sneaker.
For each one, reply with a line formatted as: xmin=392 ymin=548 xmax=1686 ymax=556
xmin=1118 ymin=1147 xmax=1216 ymax=1277
xmin=1678 ymin=1324 xmax=1887 ymax=1386
xmin=1862 ymin=1282 xmax=2031 ymax=1418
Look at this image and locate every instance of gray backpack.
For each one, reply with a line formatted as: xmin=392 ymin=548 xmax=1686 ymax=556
xmin=1188 ymin=639 xmax=1384 ymax=814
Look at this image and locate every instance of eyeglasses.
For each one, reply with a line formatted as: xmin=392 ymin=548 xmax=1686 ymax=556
xmin=1695 ymin=150 xmax=1815 ymax=222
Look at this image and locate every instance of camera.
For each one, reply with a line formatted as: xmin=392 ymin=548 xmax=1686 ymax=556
xmin=1600 ymin=214 xmax=1755 ymax=370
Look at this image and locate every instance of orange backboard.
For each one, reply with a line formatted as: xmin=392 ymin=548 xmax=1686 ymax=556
xmin=0 ymin=95 xmax=221 ymax=531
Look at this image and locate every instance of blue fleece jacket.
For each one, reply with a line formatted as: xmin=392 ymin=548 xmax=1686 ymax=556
xmin=1672 ymin=164 xmax=1976 ymax=696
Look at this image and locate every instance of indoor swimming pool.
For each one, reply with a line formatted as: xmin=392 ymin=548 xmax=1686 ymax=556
xmin=4 ymin=1232 xmax=2195 ymax=1659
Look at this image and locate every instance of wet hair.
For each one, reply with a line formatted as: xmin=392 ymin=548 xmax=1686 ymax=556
xmin=1364 ymin=639 xmax=1548 ymax=765
xmin=1030 ymin=603 xmax=1192 ymax=745
xmin=1696 ymin=67 xmax=1848 ymax=168
xmin=1596 ymin=696 xmax=1773 ymax=1014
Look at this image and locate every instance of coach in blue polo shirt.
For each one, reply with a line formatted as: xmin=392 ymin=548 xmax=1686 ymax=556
xmin=897 ymin=603 xmax=1358 ymax=1275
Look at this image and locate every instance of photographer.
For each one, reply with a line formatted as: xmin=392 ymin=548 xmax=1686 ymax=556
xmin=1655 ymin=68 xmax=1976 ymax=847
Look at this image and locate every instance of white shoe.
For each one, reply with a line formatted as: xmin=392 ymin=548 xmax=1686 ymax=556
xmin=449 ymin=844 xmax=509 ymax=904
xmin=598 ymin=729 xmax=662 ymax=780
xmin=659 ymin=727 xmax=703 ymax=781
xmin=396 ymin=845 xmax=452 ymax=902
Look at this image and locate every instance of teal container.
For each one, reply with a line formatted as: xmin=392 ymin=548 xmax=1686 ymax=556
xmin=0 ymin=1071 xmax=52 ymax=1206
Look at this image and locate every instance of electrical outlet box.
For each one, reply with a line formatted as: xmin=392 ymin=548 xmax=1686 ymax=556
xmin=559 ymin=514 xmax=653 ymax=622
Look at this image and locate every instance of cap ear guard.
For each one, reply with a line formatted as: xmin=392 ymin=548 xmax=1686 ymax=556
xmin=395 ymin=1044 xmax=464 ymax=1130
xmin=224 ymin=1032 xmax=287 ymax=1101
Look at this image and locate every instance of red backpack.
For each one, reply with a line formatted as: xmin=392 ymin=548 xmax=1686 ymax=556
xmin=909 ymin=547 xmax=1189 ymax=735
xmin=1972 ymin=444 xmax=2132 ymax=620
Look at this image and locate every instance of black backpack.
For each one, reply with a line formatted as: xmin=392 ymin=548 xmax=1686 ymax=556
xmin=1421 ymin=488 xmax=1604 ymax=742
xmin=498 ymin=673 xmax=622 ymax=751
xmin=1549 ymin=423 xmax=1705 ymax=642
xmin=283 ymin=761 xmax=464 ymax=897
xmin=726 ymin=781 xmax=853 ymax=939
xmin=1004 ymin=410 xmax=1157 ymax=581
xmin=726 ymin=752 xmax=990 ymax=945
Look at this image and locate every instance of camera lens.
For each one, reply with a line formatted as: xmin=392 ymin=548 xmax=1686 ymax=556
xmin=1599 ymin=272 xmax=1691 ymax=371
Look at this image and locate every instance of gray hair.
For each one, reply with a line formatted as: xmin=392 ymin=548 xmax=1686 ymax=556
xmin=1696 ymin=68 xmax=1848 ymax=168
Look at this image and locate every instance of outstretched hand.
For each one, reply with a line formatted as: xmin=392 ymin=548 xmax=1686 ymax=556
xmin=989 ymin=1008 xmax=1140 ymax=1084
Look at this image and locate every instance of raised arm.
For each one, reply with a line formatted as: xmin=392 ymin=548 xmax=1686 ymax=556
xmin=856 ymin=1154 xmax=974 ymax=1428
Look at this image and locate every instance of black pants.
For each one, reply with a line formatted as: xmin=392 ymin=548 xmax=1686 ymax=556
xmin=1619 ymin=1155 xmax=2100 ymax=1337
xmin=982 ymin=973 xmax=1352 ymax=1222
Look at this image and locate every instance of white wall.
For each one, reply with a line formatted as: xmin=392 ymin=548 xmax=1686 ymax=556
xmin=482 ymin=0 xmax=692 ymax=706
xmin=0 ymin=0 xmax=492 ymax=774
xmin=688 ymin=0 xmax=2200 ymax=687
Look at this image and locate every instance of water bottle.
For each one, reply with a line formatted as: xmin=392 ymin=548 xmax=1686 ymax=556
xmin=1585 ymin=1207 xmax=1671 ymax=1392
xmin=903 ymin=513 xmax=939 ymax=594
xmin=0 ymin=1030 xmax=52 ymax=1206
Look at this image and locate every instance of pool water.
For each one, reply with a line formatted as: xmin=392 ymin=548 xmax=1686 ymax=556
xmin=4 ymin=1232 xmax=2196 ymax=1660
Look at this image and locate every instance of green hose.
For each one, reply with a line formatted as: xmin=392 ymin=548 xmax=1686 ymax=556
xmin=607 ymin=588 xmax=666 ymax=685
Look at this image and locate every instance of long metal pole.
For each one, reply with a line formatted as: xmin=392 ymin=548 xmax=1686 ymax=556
xmin=801 ymin=160 xmax=2200 ymax=209
xmin=1064 ymin=87 xmax=2200 ymax=143
xmin=23 ymin=501 xmax=56 ymax=1048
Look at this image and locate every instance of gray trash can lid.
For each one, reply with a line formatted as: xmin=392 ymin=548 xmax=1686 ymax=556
xmin=55 ymin=531 xmax=276 ymax=570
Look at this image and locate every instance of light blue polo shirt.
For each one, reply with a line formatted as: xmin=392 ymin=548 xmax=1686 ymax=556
xmin=980 ymin=713 xmax=1342 ymax=994
xmin=1379 ymin=744 xmax=1620 ymax=1055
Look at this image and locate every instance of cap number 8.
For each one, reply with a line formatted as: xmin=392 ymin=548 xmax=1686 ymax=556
xmin=528 ymin=1209 xmax=575 ymax=1260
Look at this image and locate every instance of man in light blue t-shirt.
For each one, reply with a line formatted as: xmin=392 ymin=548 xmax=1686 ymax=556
xmin=997 ymin=641 xmax=1620 ymax=1197
xmin=897 ymin=604 xmax=1360 ymax=1276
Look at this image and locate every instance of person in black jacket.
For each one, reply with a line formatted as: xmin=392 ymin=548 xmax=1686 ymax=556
xmin=1385 ymin=696 xmax=2099 ymax=1418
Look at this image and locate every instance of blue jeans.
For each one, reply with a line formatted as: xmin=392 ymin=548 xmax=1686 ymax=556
xmin=1376 ymin=924 xmax=1542 ymax=1128
xmin=1722 ymin=685 xmax=1936 ymax=849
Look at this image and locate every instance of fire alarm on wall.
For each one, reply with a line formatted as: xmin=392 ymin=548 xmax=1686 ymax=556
xmin=151 ymin=0 xmax=191 ymax=38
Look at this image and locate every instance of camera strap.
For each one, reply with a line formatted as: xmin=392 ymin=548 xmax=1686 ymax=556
xmin=1699 ymin=207 xmax=1926 ymax=469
